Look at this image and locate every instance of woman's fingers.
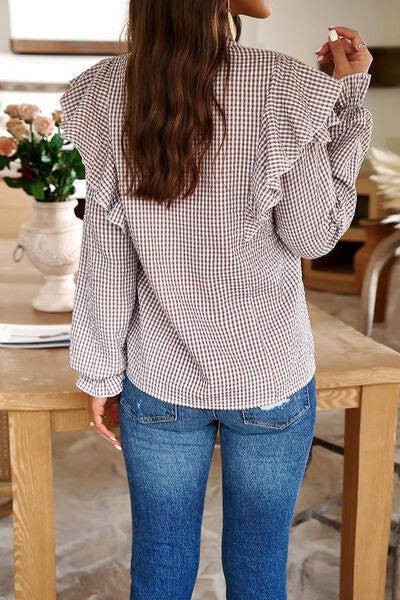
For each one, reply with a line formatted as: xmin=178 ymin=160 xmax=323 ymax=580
xmin=95 ymin=424 xmax=120 ymax=446
xmin=328 ymin=26 xmax=367 ymax=52
xmin=315 ymin=41 xmax=330 ymax=56
xmin=317 ymin=50 xmax=333 ymax=65
xmin=315 ymin=27 xmax=372 ymax=77
xmin=315 ymin=38 xmax=352 ymax=57
xmin=328 ymin=26 xmax=373 ymax=68
xmin=93 ymin=412 xmax=120 ymax=445
xmin=328 ymin=35 xmax=352 ymax=77
xmin=89 ymin=395 xmax=122 ymax=450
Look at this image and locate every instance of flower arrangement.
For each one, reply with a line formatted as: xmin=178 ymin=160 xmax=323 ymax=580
xmin=0 ymin=103 xmax=84 ymax=202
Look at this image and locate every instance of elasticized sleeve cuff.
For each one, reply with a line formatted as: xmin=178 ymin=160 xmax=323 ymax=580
xmin=335 ymin=72 xmax=372 ymax=109
xmin=75 ymin=372 xmax=125 ymax=397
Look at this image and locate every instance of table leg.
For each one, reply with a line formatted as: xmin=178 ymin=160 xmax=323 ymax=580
xmin=8 ymin=410 xmax=56 ymax=600
xmin=340 ymin=383 xmax=399 ymax=600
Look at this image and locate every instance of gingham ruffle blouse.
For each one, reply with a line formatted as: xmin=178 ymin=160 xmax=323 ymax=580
xmin=60 ymin=36 xmax=373 ymax=410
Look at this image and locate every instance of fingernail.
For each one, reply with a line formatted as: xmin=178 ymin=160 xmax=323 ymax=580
xmin=317 ymin=55 xmax=323 ymax=62
xmin=315 ymin=46 xmax=323 ymax=53
xmin=329 ymin=29 xmax=338 ymax=42
xmin=328 ymin=25 xmax=336 ymax=29
xmin=114 ymin=445 xmax=122 ymax=451
xmin=109 ymin=435 xmax=117 ymax=441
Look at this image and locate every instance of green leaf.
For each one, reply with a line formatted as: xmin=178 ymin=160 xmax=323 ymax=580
xmin=70 ymin=147 xmax=83 ymax=163
xmin=74 ymin=163 xmax=85 ymax=179
xmin=50 ymin=133 xmax=64 ymax=152
xmin=57 ymin=152 xmax=72 ymax=165
xmin=67 ymin=167 xmax=76 ymax=182
xmin=30 ymin=179 xmax=46 ymax=200
xmin=21 ymin=180 xmax=33 ymax=195
xmin=58 ymin=183 xmax=74 ymax=198
xmin=0 ymin=155 xmax=10 ymax=169
xmin=3 ymin=177 xmax=23 ymax=189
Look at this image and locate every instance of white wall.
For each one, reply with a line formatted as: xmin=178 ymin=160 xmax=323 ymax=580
xmin=8 ymin=0 xmax=128 ymax=41
xmin=0 ymin=0 xmax=10 ymax=52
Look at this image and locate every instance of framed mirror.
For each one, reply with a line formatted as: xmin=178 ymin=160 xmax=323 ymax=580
xmin=9 ymin=0 xmax=128 ymax=54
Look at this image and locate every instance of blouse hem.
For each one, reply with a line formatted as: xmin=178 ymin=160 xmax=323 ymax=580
xmin=124 ymin=357 xmax=317 ymax=411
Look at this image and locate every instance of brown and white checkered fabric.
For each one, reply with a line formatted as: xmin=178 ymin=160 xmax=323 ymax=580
xmin=60 ymin=36 xmax=373 ymax=409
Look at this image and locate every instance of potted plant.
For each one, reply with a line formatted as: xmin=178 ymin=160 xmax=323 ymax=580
xmin=0 ymin=103 xmax=85 ymax=312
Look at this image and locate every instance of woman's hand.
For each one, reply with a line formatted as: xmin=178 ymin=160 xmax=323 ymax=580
xmin=315 ymin=26 xmax=373 ymax=80
xmin=88 ymin=394 xmax=123 ymax=451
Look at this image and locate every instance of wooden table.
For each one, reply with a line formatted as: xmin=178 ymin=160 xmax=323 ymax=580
xmin=1 ymin=239 xmax=400 ymax=600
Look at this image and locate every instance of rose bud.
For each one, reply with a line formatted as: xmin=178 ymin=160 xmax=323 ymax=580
xmin=33 ymin=116 xmax=55 ymax=137
xmin=18 ymin=103 xmax=41 ymax=122
xmin=0 ymin=136 xmax=18 ymax=157
xmin=6 ymin=118 xmax=30 ymax=141
xmin=4 ymin=104 xmax=20 ymax=118
xmin=52 ymin=109 xmax=63 ymax=125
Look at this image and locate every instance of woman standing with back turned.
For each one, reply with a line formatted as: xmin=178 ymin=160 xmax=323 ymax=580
xmin=60 ymin=0 xmax=373 ymax=598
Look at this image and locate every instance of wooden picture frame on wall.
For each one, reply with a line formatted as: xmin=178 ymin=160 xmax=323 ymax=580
xmin=10 ymin=40 xmax=126 ymax=55
xmin=8 ymin=0 xmax=128 ymax=55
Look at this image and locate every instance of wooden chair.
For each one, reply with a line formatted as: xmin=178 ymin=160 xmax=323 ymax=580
xmin=358 ymin=229 xmax=400 ymax=336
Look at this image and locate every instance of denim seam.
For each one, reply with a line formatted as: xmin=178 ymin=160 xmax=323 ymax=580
xmin=241 ymin=383 xmax=310 ymax=429
xmin=119 ymin=397 xmax=178 ymax=423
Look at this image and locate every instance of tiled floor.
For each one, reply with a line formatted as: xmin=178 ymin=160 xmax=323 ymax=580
xmin=1 ymin=260 xmax=399 ymax=599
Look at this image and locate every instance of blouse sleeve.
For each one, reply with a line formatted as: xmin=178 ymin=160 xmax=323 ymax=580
xmin=60 ymin=57 xmax=139 ymax=397
xmin=272 ymin=60 xmax=373 ymax=259
xmin=69 ymin=179 xmax=139 ymax=397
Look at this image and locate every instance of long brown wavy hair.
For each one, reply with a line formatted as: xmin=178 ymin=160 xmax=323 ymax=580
xmin=121 ymin=0 xmax=241 ymax=207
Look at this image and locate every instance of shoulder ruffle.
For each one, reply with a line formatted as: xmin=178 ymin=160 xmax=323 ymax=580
xmin=245 ymin=51 xmax=344 ymax=242
xmin=60 ymin=56 xmax=128 ymax=234
xmin=60 ymin=57 xmax=113 ymax=186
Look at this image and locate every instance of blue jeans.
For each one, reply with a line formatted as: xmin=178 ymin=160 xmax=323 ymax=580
xmin=119 ymin=373 xmax=317 ymax=600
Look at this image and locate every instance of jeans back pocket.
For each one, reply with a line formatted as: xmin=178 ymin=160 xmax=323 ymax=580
xmin=241 ymin=380 xmax=311 ymax=430
xmin=120 ymin=376 xmax=178 ymax=423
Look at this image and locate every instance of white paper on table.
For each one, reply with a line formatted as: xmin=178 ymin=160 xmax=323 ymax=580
xmin=0 ymin=323 xmax=71 ymax=345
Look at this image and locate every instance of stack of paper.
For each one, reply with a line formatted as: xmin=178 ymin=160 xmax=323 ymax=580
xmin=0 ymin=323 xmax=71 ymax=348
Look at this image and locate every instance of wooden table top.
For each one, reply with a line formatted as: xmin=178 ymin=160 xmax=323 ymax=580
xmin=1 ymin=239 xmax=400 ymax=405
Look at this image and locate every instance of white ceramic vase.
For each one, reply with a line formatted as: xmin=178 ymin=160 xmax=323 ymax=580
xmin=17 ymin=198 xmax=83 ymax=312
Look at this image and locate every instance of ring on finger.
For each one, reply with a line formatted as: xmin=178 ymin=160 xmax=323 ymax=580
xmin=358 ymin=41 xmax=367 ymax=49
